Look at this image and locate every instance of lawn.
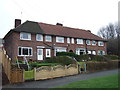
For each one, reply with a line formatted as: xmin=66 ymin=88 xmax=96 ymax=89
xmin=54 ymin=74 xmax=119 ymax=88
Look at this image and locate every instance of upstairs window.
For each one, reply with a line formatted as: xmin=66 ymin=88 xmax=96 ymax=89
xmin=77 ymin=39 xmax=83 ymax=44
xmin=71 ymin=38 xmax=74 ymax=44
xmin=18 ymin=47 xmax=32 ymax=56
xmin=36 ymin=34 xmax=43 ymax=41
xmin=56 ymin=36 xmax=64 ymax=43
xmin=20 ymin=32 xmax=31 ymax=40
xmin=86 ymin=40 xmax=91 ymax=45
xmin=98 ymin=41 xmax=104 ymax=46
xmin=45 ymin=35 xmax=52 ymax=42
xmin=92 ymin=40 xmax=96 ymax=45
xmin=67 ymin=38 xmax=70 ymax=43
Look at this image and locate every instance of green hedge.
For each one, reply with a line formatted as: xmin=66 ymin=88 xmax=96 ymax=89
xmin=56 ymin=52 xmax=118 ymax=62
xmin=44 ymin=56 xmax=76 ymax=65
xmin=104 ymin=55 xmax=120 ymax=60
xmin=86 ymin=60 xmax=119 ymax=72
xmin=56 ymin=52 xmax=77 ymax=57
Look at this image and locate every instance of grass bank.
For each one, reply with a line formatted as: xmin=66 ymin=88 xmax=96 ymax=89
xmin=54 ymin=74 xmax=119 ymax=88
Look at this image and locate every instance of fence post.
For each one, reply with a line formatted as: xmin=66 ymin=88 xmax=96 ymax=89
xmin=23 ymin=69 xmax=25 ymax=82
xmin=84 ymin=63 xmax=86 ymax=72
xmin=34 ymin=68 xmax=36 ymax=80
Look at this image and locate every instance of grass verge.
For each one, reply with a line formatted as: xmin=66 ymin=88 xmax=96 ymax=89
xmin=53 ymin=74 xmax=119 ymax=88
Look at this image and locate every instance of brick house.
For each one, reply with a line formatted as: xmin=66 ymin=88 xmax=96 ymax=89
xmin=3 ymin=19 xmax=107 ymax=61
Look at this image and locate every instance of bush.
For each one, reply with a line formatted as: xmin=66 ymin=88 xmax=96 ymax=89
xmin=104 ymin=55 xmax=120 ymax=60
xmin=56 ymin=52 xmax=77 ymax=57
xmin=56 ymin=52 xmax=92 ymax=62
xmin=16 ymin=60 xmax=24 ymax=64
xmin=45 ymin=56 xmax=76 ymax=65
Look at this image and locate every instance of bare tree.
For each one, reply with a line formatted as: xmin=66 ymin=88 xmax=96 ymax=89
xmin=97 ymin=23 xmax=117 ymax=39
xmin=97 ymin=23 xmax=120 ymax=56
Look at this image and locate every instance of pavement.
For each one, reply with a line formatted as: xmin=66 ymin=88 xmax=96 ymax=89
xmin=2 ymin=69 xmax=119 ymax=88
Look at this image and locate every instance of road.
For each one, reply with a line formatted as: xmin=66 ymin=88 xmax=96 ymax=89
xmin=2 ymin=69 xmax=119 ymax=88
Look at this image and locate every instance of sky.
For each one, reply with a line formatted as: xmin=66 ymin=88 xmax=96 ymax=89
xmin=0 ymin=0 xmax=119 ymax=38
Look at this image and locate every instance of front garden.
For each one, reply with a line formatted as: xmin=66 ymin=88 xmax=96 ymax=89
xmin=12 ymin=52 xmax=119 ymax=83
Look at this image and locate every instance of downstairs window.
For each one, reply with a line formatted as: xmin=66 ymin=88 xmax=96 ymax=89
xmin=18 ymin=47 xmax=32 ymax=56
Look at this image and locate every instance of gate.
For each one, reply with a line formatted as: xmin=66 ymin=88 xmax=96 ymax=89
xmin=24 ymin=70 xmax=34 ymax=80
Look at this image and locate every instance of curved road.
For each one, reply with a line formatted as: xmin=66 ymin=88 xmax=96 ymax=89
xmin=3 ymin=69 xmax=119 ymax=88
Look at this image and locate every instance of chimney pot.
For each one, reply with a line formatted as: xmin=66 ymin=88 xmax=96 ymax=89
xmin=15 ymin=19 xmax=21 ymax=28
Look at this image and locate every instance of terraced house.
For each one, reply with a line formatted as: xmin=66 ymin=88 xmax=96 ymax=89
xmin=4 ymin=19 xmax=107 ymax=61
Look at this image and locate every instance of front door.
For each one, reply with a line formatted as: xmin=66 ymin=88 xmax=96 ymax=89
xmin=37 ymin=49 xmax=43 ymax=60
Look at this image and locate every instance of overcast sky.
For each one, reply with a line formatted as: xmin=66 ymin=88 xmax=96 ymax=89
xmin=0 ymin=0 xmax=119 ymax=38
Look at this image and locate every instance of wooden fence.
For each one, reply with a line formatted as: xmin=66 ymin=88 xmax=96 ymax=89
xmin=10 ymin=69 xmax=24 ymax=83
xmin=34 ymin=64 xmax=78 ymax=80
xmin=1 ymin=48 xmax=11 ymax=82
xmin=1 ymin=48 xmax=24 ymax=84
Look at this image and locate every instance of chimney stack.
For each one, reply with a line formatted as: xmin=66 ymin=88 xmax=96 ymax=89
xmin=87 ymin=30 xmax=91 ymax=33
xmin=56 ymin=23 xmax=63 ymax=26
xmin=15 ymin=19 xmax=21 ymax=28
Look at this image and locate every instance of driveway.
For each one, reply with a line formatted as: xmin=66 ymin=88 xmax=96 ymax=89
xmin=2 ymin=69 xmax=119 ymax=88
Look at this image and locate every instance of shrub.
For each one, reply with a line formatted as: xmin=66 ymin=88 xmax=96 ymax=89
xmin=56 ymin=52 xmax=77 ymax=57
xmin=45 ymin=56 xmax=76 ymax=65
xmin=93 ymin=55 xmax=109 ymax=62
xmin=104 ymin=55 xmax=120 ymax=60
xmin=16 ymin=60 xmax=24 ymax=64
xmin=56 ymin=52 xmax=92 ymax=62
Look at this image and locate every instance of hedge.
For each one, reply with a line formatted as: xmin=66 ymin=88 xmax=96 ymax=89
xmin=44 ymin=56 xmax=77 ymax=65
xmin=86 ymin=60 xmax=119 ymax=72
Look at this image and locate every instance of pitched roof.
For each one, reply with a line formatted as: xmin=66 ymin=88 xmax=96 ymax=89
xmin=12 ymin=21 xmax=104 ymax=41
xmin=38 ymin=22 xmax=104 ymax=41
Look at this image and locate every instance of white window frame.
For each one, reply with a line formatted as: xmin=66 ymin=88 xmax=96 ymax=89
xmin=36 ymin=34 xmax=43 ymax=41
xmin=46 ymin=49 xmax=51 ymax=57
xmin=56 ymin=36 xmax=64 ymax=43
xmin=18 ymin=47 xmax=33 ymax=56
xmin=54 ymin=47 xmax=67 ymax=56
xmin=71 ymin=38 xmax=74 ymax=44
xmin=77 ymin=39 xmax=83 ymax=44
xmin=86 ymin=40 xmax=91 ymax=45
xmin=92 ymin=40 xmax=96 ymax=45
xmin=20 ymin=32 xmax=31 ymax=40
xmin=67 ymin=37 xmax=70 ymax=43
xmin=98 ymin=41 xmax=104 ymax=46
xmin=92 ymin=51 xmax=96 ymax=55
xmin=76 ymin=48 xmax=86 ymax=55
xmin=45 ymin=35 xmax=52 ymax=42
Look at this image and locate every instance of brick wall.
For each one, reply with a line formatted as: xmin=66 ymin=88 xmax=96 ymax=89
xmin=4 ymin=31 xmax=107 ymax=61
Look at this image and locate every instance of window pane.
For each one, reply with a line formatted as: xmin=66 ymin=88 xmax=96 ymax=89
xmin=18 ymin=47 xmax=21 ymax=55
xmin=23 ymin=33 xmax=28 ymax=39
xmin=56 ymin=37 xmax=64 ymax=43
xmin=71 ymin=38 xmax=74 ymax=44
xmin=29 ymin=48 xmax=32 ymax=55
xmin=67 ymin=38 xmax=70 ymax=43
xmin=37 ymin=34 xmax=43 ymax=41
xmin=45 ymin=35 xmax=52 ymax=42
xmin=23 ymin=48 xmax=28 ymax=55
xmin=86 ymin=40 xmax=90 ymax=45
xmin=77 ymin=39 xmax=83 ymax=44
